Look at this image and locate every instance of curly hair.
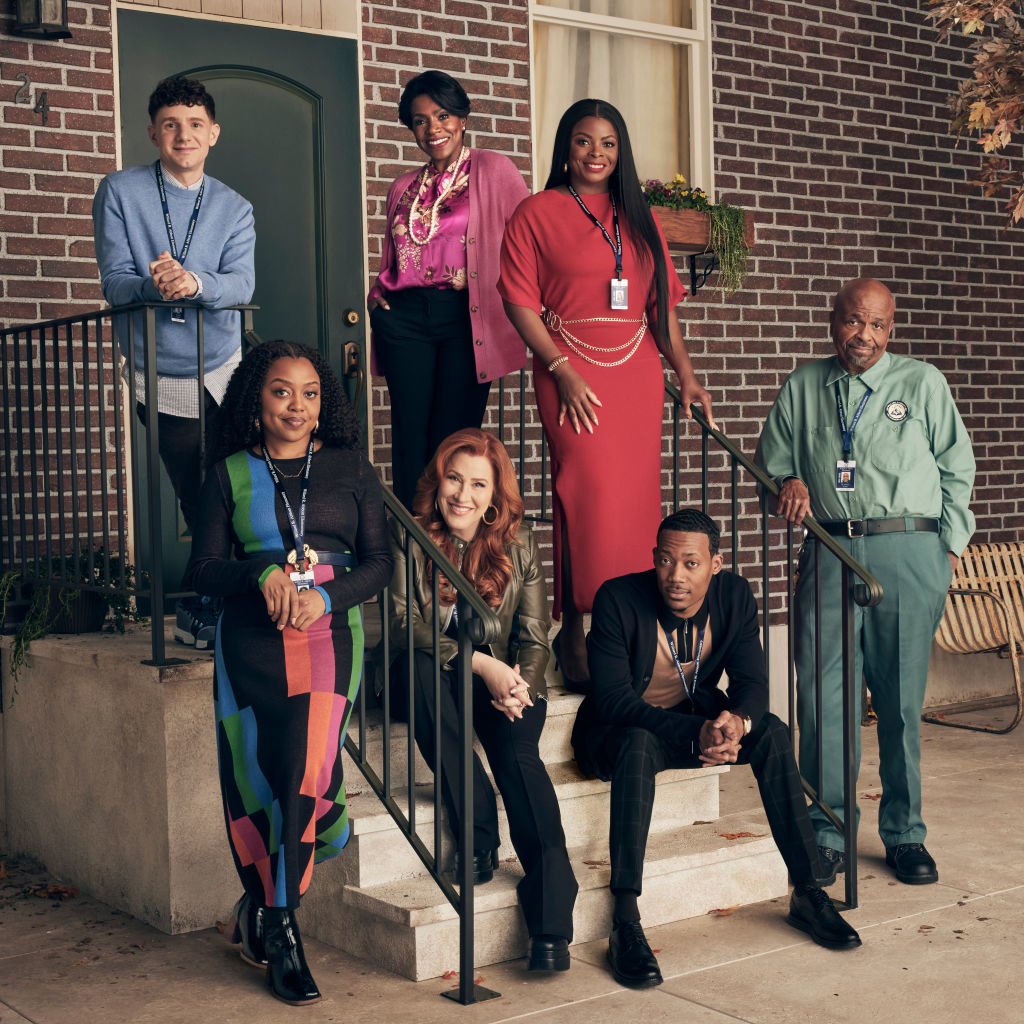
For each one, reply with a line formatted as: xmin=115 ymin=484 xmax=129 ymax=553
xmin=658 ymin=508 xmax=720 ymax=555
xmin=148 ymin=76 xmax=216 ymax=122
xmin=412 ymin=429 xmax=524 ymax=608
xmin=207 ymin=340 xmax=360 ymax=468
xmin=544 ymin=98 xmax=671 ymax=336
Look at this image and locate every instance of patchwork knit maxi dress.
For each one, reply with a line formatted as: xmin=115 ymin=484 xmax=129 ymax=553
xmin=187 ymin=445 xmax=392 ymax=909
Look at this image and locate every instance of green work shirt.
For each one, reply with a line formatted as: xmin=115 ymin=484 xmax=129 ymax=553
xmin=754 ymin=352 xmax=976 ymax=556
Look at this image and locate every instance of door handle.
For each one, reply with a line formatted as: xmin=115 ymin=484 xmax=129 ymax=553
xmin=343 ymin=341 xmax=365 ymax=410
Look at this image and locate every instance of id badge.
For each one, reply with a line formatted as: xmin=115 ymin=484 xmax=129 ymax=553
xmin=289 ymin=568 xmax=315 ymax=592
xmin=170 ymin=306 xmax=186 ymax=323
xmin=610 ymin=278 xmax=629 ymax=310
xmin=835 ymin=460 xmax=856 ymax=491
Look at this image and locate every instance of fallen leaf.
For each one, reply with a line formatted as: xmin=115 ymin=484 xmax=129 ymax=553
xmin=28 ymin=883 xmax=78 ymax=901
xmin=708 ymin=905 xmax=739 ymax=917
xmin=693 ymin=819 xmax=714 ymax=825
xmin=977 ymin=917 xmax=990 ymax=921
xmin=582 ymin=859 xmax=608 ymax=866
xmin=652 ymin=948 xmax=662 ymax=954
xmin=442 ymin=969 xmax=458 ymax=979
xmin=862 ymin=793 xmax=881 ymax=801
xmin=215 ymin=920 xmax=226 ymax=934
xmin=347 ymin=791 xmax=362 ymax=798
xmin=719 ymin=831 xmax=766 ymax=840
xmin=953 ymin=929 xmax=965 ymax=934
xmin=918 ymin=925 xmax=935 ymax=933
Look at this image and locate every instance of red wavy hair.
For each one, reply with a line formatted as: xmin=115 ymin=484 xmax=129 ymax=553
xmin=412 ymin=429 xmax=525 ymax=607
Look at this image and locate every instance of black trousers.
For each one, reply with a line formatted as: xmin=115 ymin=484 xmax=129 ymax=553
xmin=390 ymin=650 xmax=578 ymax=939
xmin=135 ymin=390 xmax=219 ymax=535
xmin=371 ymin=288 xmax=492 ymax=509
xmin=601 ymin=712 xmax=822 ymax=895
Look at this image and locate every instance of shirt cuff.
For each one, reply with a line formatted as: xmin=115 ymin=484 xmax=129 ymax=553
xmin=190 ymin=272 xmax=203 ymax=297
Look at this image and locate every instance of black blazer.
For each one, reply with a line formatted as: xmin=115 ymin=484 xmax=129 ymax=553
xmin=571 ymin=569 xmax=770 ymax=778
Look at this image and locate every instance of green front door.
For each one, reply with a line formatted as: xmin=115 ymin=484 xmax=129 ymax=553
xmin=116 ymin=9 xmax=366 ymax=605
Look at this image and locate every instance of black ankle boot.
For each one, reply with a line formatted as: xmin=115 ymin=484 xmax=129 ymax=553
xmin=263 ymin=908 xmax=322 ymax=1005
xmin=228 ymin=893 xmax=268 ymax=968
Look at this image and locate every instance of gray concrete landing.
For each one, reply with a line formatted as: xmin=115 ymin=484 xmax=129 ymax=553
xmin=1 ymin=704 xmax=1020 ymax=1023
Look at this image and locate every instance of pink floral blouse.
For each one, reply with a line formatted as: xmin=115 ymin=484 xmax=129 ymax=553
xmin=376 ymin=155 xmax=472 ymax=291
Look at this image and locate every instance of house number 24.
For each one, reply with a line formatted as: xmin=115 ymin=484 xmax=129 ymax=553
xmin=13 ymin=72 xmax=50 ymax=125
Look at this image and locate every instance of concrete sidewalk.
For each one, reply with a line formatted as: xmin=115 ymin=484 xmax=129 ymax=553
xmin=1 ymin=704 xmax=1020 ymax=1024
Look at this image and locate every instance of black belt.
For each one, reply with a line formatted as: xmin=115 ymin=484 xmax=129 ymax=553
xmin=245 ymin=550 xmax=354 ymax=567
xmin=818 ymin=517 xmax=939 ymax=539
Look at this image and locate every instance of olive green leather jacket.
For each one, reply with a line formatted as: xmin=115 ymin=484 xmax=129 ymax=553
xmin=387 ymin=519 xmax=552 ymax=696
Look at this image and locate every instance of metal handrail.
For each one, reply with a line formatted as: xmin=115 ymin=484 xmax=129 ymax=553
xmin=343 ymin=486 xmax=503 ymax=1004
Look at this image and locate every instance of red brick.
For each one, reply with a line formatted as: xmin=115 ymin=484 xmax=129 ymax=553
xmin=7 ymin=236 xmax=67 ymax=256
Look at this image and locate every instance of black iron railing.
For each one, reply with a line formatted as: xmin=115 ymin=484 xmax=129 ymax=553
xmin=344 ymin=491 xmax=503 ymax=1004
xmin=0 ymin=300 xmax=261 ymax=669
xmin=493 ymin=369 xmax=882 ymax=911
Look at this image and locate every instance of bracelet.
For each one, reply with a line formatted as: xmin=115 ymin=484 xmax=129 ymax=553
xmin=547 ymin=354 xmax=569 ymax=374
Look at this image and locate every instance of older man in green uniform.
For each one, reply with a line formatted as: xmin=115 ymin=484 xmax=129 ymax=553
xmin=754 ymin=278 xmax=975 ymax=887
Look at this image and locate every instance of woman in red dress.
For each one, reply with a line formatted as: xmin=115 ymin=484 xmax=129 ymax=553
xmin=498 ymin=98 xmax=715 ymax=686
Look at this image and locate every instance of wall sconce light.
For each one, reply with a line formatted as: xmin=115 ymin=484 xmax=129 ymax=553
xmin=12 ymin=0 xmax=73 ymax=40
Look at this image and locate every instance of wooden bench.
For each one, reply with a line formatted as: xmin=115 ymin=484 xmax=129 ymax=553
xmin=923 ymin=541 xmax=1024 ymax=734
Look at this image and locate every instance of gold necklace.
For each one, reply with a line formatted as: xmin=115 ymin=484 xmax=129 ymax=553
xmin=408 ymin=146 xmax=469 ymax=246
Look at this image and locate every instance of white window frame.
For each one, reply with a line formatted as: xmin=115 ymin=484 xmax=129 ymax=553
xmin=528 ymin=1 xmax=714 ymax=198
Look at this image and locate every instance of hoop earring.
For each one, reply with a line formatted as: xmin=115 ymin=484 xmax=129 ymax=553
xmin=253 ymin=416 xmax=261 ymax=435
xmin=313 ymin=419 xmax=320 ymax=435
xmin=562 ymin=162 xmax=568 ymax=173
xmin=482 ymin=505 xmax=498 ymax=526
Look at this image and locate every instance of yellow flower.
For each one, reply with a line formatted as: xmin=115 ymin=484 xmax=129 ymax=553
xmin=672 ymin=173 xmax=687 ymax=185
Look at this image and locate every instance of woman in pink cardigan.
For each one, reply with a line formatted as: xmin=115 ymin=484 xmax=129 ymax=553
xmin=368 ymin=70 xmax=530 ymax=508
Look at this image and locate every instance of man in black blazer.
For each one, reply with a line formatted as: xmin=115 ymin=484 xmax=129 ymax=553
xmin=572 ymin=509 xmax=860 ymax=989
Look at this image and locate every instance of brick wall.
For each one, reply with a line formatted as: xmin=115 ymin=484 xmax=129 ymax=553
xmin=0 ymin=1 xmax=114 ymax=325
xmin=699 ymin=0 xmax=1022 ymax=614
xmin=360 ymin=0 xmax=536 ymax=496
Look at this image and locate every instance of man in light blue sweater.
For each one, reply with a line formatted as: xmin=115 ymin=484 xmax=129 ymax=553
xmin=93 ymin=75 xmax=255 ymax=647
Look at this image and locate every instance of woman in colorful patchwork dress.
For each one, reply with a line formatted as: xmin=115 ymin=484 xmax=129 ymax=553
xmin=186 ymin=340 xmax=392 ymax=1006
xmin=498 ymin=98 xmax=716 ymax=688
xmin=368 ymin=69 xmax=530 ymax=508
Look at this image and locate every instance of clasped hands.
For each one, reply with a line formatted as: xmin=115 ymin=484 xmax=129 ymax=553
xmin=697 ymin=710 xmax=746 ymax=765
xmin=149 ymin=249 xmax=199 ymax=302
xmin=473 ymin=652 xmax=534 ymax=722
xmin=261 ymin=567 xmax=326 ymax=632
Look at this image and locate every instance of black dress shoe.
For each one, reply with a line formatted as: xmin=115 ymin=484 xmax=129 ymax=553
xmin=885 ymin=843 xmax=938 ymax=884
xmin=786 ymin=886 xmax=861 ymax=950
xmin=263 ymin=909 xmax=322 ymax=1006
xmin=528 ymin=936 xmax=570 ymax=972
xmin=454 ymin=848 xmax=499 ymax=886
xmin=227 ymin=893 xmax=268 ymax=968
xmin=815 ymin=845 xmax=847 ymax=887
xmin=552 ymin=631 xmax=590 ymax=694
xmin=607 ymin=921 xmax=663 ymax=988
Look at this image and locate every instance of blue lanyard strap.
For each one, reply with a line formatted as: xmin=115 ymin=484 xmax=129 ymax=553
xmin=154 ymin=160 xmax=204 ymax=264
xmin=666 ymin=624 xmax=706 ymax=705
xmin=834 ymin=381 xmax=872 ymax=457
xmin=261 ymin=440 xmax=315 ymax=568
xmin=567 ymin=184 xmax=623 ymax=279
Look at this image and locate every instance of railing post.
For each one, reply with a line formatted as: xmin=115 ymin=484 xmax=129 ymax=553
xmin=141 ymin=305 xmax=166 ymax=666
xmin=841 ymin=564 xmax=859 ymax=909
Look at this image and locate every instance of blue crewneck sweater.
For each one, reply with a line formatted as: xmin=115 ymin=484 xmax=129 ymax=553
xmin=92 ymin=162 xmax=256 ymax=378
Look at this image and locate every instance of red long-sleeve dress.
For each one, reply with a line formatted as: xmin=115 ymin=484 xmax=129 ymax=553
xmin=499 ymin=189 xmax=686 ymax=616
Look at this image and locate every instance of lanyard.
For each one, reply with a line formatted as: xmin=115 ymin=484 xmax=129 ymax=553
xmin=567 ymin=184 xmax=623 ymax=279
xmin=666 ymin=623 xmax=706 ymax=705
xmin=154 ymin=160 xmax=204 ymax=265
xmin=834 ymin=381 xmax=872 ymax=458
xmin=261 ymin=440 xmax=315 ymax=569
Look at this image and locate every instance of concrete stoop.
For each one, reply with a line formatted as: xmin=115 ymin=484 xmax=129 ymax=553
xmin=303 ymin=686 xmax=790 ymax=981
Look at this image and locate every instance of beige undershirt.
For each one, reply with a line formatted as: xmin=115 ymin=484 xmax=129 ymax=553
xmin=643 ymin=621 xmax=714 ymax=709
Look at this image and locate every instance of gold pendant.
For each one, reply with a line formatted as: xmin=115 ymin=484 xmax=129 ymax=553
xmin=286 ymin=545 xmax=319 ymax=568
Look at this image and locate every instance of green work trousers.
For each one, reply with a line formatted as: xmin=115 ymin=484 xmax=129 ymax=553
xmin=793 ymin=528 xmax=952 ymax=850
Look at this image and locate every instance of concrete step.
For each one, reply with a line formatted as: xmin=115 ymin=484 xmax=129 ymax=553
xmin=300 ymin=807 xmax=788 ymax=981
xmin=336 ymin=759 xmax=725 ymax=888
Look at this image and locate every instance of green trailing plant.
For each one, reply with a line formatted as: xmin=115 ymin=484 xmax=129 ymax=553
xmin=0 ymin=548 xmax=146 ymax=693
xmin=641 ymin=174 xmax=750 ymax=298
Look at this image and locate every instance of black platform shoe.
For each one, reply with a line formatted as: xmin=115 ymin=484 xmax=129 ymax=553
xmin=227 ymin=893 xmax=268 ymax=969
xmin=263 ymin=908 xmax=322 ymax=1006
